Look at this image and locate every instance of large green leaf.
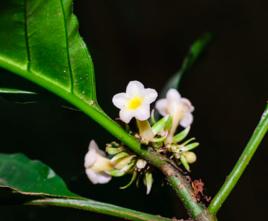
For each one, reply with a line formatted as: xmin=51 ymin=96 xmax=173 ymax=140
xmin=0 ymin=153 xmax=77 ymax=198
xmin=0 ymin=0 xmax=138 ymax=150
xmin=0 ymin=0 xmax=96 ymax=101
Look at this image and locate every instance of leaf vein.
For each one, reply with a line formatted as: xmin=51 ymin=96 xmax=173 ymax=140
xmin=59 ymin=0 xmax=74 ymax=93
xmin=24 ymin=0 xmax=31 ymax=71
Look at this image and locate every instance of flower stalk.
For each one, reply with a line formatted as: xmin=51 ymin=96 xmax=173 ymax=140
xmin=26 ymin=198 xmax=172 ymax=221
xmin=208 ymin=104 xmax=268 ymax=215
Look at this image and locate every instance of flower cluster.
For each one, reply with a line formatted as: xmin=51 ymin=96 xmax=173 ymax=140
xmin=84 ymin=81 xmax=199 ymax=194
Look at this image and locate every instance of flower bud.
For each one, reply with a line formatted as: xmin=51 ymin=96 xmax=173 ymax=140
xmin=136 ymin=159 xmax=147 ymax=170
xmin=183 ymin=151 xmax=197 ymax=164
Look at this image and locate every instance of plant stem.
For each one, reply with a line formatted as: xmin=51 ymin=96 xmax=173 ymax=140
xmin=0 ymin=59 xmax=216 ymax=220
xmin=208 ymin=104 xmax=268 ymax=215
xmin=26 ymin=198 xmax=171 ymax=221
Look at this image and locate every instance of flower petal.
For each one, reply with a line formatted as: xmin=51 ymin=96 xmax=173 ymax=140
xmin=134 ymin=105 xmax=150 ymax=121
xmin=112 ymin=93 xmax=128 ymax=109
xmin=86 ymin=169 xmax=111 ymax=184
xmin=84 ymin=140 xmax=98 ymax=168
xmin=167 ymin=88 xmax=181 ymax=102
xmin=84 ymin=140 xmax=107 ymax=168
xmin=126 ymin=80 xmax=144 ymax=96
xmin=119 ymin=109 xmax=134 ymax=123
xmin=180 ymin=98 xmax=194 ymax=112
xmin=180 ymin=113 xmax=193 ymax=128
xmin=155 ymin=99 xmax=168 ymax=116
xmin=144 ymin=88 xmax=158 ymax=103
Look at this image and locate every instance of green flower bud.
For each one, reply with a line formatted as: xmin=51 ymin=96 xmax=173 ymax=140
xmin=183 ymin=151 xmax=197 ymax=164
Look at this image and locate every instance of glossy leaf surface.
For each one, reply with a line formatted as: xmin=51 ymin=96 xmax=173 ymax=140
xmin=0 ymin=153 xmax=76 ymax=197
xmin=0 ymin=0 xmax=97 ymax=106
xmin=0 ymin=0 xmax=139 ymax=150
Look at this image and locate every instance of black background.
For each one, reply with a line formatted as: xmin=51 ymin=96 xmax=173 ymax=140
xmin=1 ymin=0 xmax=268 ymax=220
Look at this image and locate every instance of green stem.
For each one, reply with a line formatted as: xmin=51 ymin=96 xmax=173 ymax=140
xmin=0 ymin=59 xmax=215 ymax=220
xmin=208 ymin=104 xmax=268 ymax=215
xmin=26 ymin=198 xmax=171 ymax=221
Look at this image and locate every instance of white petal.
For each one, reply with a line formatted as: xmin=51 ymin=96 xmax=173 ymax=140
xmin=155 ymin=99 xmax=168 ymax=116
xmin=126 ymin=80 xmax=144 ymax=96
xmin=86 ymin=169 xmax=111 ymax=184
xmin=134 ymin=105 xmax=150 ymax=121
xmin=84 ymin=140 xmax=106 ymax=168
xmin=144 ymin=88 xmax=158 ymax=103
xmin=119 ymin=109 xmax=134 ymax=123
xmin=180 ymin=98 xmax=194 ymax=112
xmin=84 ymin=140 xmax=98 ymax=168
xmin=180 ymin=113 xmax=193 ymax=128
xmin=166 ymin=88 xmax=181 ymax=102
xmin=112 ymin=93 xmax=128 ymax=109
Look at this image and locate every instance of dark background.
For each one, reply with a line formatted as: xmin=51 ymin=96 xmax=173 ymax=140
xmin=1 ymin=0 xmax=268 ymax=220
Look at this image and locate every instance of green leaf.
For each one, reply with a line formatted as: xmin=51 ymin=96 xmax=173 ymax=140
xmin=0 ymin=153 xmax=171 ymax=221
xmin=160 ymin=33 xmax=212 ymax=98
xmin=0 ymin=0 xmax=101 ymax=111
xmin=0 ymin=153 xmax=77 ymax=198
xmin=0 ymin=0 xmax=96 ymax=101
xmin=0 ymin=0 xmax=140 ymax=152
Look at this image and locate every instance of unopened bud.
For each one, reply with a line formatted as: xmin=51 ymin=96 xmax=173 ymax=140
xmin=136 ymin=159 xmax=147 ymax=170
xmin=183 ymin=151 xmax=197 ymax=164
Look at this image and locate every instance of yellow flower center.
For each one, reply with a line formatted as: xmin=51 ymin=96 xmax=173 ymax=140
xmin=128 ymin=96 xmax=143 ymax=110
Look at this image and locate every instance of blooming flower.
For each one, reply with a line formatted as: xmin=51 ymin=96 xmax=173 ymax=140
xmin=156 ymin=89 xmax=194 ymax=143
xmin=156 ymin=88 xmax=194 ymax=128
xmin=112 ymin=81 xmax=158 ymax=123
xmin=84 ymin=140 xmax=113 ymax=184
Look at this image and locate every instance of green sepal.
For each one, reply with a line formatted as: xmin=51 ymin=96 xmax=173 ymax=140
xmin=152 ymin=115 xmax=172 ymax=135
xmin=152 ymin=135 xmax=167 ymax=143
xmin=173 ymin=127 xmax=191 ymax=143
xmin=180 ymin=155 xmax=190 ymax=172
xmin=120 ymin=171 xmax=138 ymax=189
xmin=143 ymin=172 xmax=153 ymax=195
xmin=183 ymin=142 xmax=200 ymax=151
xmin=110 ymin=152 xmax=129 ymax=163
xmin=109 ymin=161 xmax=135 ymax=177
xmin=106 ymin=146 xmax=124 ymax=155
xmin=182 ymin=137 xmax=196 ymax=146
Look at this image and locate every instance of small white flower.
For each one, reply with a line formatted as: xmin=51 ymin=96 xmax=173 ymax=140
xmin=112 ymin=81 xmax=158 ymax=123
xmin=84 ymin=140 xmax=113 ymax=184
xmin=156 ymin=88 xmax=194 ymax=128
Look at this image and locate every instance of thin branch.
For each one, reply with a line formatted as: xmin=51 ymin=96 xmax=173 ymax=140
xmin=141 ymin=150 xmax=217 ymax=221
xmin=26 ymin=198 xmax=171 ymax=221
xmin=0 ymin=57 xmax=216 ymax=220
xmin=208 ymin=104 xmax=268 ymax=214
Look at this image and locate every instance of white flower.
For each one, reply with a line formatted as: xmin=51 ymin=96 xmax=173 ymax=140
xmin=84 ymin=140 xmax=113 ymax=184
xmin=156 ymin=88 xmax=194 ymax=128
xmin=112 ymin=81 xmax=158 ymax=123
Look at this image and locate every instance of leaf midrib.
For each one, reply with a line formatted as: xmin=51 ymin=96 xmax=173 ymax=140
xmin=23 ymin=0 xmax=74 ymax=93
xmin=24 ymin=0 xmax=31 ymax=71
xmin=59 ymin=0 xmax=74 ymax=93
